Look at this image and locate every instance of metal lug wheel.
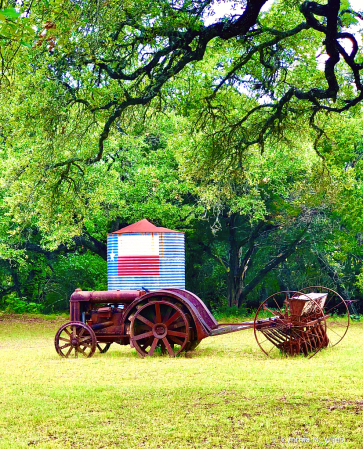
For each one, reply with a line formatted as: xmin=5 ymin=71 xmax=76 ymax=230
xmin=130 ymin=300 xmax=190 ymax=357
xmin=97 ymin=343 xmax=112 ymax=353
xmin=298 ymin=286 xmax=350 ymax=347
xmin=55 ymin=322 xmax=96 ymax=358
xmin=254 ymin=291 xmax=327 ymax=359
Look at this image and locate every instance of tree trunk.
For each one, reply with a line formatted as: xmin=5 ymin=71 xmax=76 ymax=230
xmin=226 ymin=214 xmax=239 ymax=307
xmin=226 ymin=219 xmax=276 ymax=307
xmin=10 ymin=264 xmax=23 ymax=299
xmin=314 ymin=252 xmax=352 ymax=302
xmin=236 ymin=225 xmax=309 ymax=307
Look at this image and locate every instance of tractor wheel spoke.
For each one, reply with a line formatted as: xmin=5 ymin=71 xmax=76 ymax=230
xmin=148 ymin=338 xmax=159 ymax=356
xmin=79 ymin=336 xmax=92 ymax=343
xmin=168 ymin=336 xmax=184 ymax=346
xmin=59 ymin=337 xmax=70 ymax=342
xmin=135 ymin=314 xmax=154 ymax=328
xmin=162 ymin=337 xmax=175 ymax=356
xmin=162 ymin=307 xmax=173 ymax=323
xmin=134 ymin=331 xmax=154 ymax=341
xmin=167 ymin=330 xmax=187 ymax=338
xmin=165 ymin=311 xmax=180 ymax=327
xmin=65 ymin=346 xmax=73 ymax=357
xmin=78 ymin=346 xmax=87 ymax=356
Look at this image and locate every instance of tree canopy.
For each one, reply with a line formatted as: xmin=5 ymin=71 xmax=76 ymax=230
xmin=1 ymin=0 xmax=363 ymax=312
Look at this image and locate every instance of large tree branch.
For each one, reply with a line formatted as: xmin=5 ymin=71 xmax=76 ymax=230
xmin=314 ymin=251 xmax=352 ymax=302
xmin=236 ymin=221 xmax=267 ymax=279
xmin=50 ymin=0 xmax=269 ymax=167
xmin=43 ymin=0 xmax=363 ymax=176
xmin=19 ymin=233 xmax=107 ymax=261
xmin=237 ymin=225 xmax=310 ymax=306
xmin=212 ymin=21 xmax=310 ymax=96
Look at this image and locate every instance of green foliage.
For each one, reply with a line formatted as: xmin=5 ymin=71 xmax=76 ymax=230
xmin=4 ymin=293 xmax=42 ymax=314
xmin=0 ymin=0 xmax=363 ymax=313
xmin=42 ymin=253 xmax=107 ymax=312
xmin=212 ymin=306 xmax=250 ymax=321
xmin=355 ymin=272 xmax=363 ymax=295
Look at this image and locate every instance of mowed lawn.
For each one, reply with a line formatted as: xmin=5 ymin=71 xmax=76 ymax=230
xmin=0 ymin=315 xmax=362 ymax=449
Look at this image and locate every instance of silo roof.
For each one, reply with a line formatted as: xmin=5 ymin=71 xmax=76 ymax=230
xmin=110 ymin=219 xmax=183 ymax=234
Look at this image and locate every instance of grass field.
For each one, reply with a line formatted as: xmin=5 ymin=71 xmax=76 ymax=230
xmin=0 ymin=314 xmax=362 ymax=448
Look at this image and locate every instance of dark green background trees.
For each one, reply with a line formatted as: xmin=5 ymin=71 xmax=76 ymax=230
xmin=1 ymin=0 xmax=363 ymax=313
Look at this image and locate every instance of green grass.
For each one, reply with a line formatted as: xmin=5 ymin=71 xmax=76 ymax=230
xmin=0 ymin=314 xmax=362 ymax=448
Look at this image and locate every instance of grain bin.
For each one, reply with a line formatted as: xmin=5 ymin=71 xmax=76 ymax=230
xmin=107 ymin=219 xmax=185 ymax=291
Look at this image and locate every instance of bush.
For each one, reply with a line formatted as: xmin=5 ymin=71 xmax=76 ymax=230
xmin=42 ymin=253 xmax=107 ymax=312
xmin=4 ymin=294 xmax=43 ymax=314
xmin=212 ymin=305 xmax=250 ymax=321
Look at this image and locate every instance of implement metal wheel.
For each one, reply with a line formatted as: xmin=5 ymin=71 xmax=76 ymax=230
xmin=298 ymin=286 xmax=350 ymax=347
xmin=55 ymin=322 xmax=96 ymax=358
xmin=254 ymin=291 xmax=327 ymax=359
xmin=130 ymin=300 xmax=190 ymax=357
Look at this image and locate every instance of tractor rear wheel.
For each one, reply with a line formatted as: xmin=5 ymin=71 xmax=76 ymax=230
xmin=130 ymin=300 xmax=191 ymax=357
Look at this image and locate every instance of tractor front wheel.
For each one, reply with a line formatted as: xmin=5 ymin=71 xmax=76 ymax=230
xmin=55 ymin=322 xmax=96 ymax=358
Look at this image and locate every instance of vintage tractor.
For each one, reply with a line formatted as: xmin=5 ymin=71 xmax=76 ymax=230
xmin=54 ymin=286 xmax=350 ymax=358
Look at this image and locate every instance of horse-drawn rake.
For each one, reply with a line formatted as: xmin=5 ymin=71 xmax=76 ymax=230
xmin=55 ymin=286 xmax=350 ymax=359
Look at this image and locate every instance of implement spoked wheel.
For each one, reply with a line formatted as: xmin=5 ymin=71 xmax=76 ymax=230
xmin=254 ymin=291 xmax=327 ymax=359
xmin=55 ymin=322 xmax=96 ymax=358
xmin=130 ymin=300 xmax=191 ymax=357
xmin=298 ymin=286 xmax=350 ymax=348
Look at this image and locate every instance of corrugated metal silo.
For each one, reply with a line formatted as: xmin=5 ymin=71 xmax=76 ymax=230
xmin=107 ymin=219 xmax=185 ymax=291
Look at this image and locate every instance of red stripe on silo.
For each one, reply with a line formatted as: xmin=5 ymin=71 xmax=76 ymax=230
xmin=118 ymin=256 xmax=160 ymax=275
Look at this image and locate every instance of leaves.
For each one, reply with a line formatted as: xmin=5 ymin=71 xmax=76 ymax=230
xmin=1 ymin=0 xmax=363 ymax=309
xmin=0 ymin=8 xmax=21 ymax=20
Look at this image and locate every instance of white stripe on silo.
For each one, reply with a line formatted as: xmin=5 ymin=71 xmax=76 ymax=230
xmin=118 ymin=234 xmax=159 ymax=256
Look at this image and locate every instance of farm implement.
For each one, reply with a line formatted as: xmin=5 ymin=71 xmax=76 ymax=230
xmin=54 ymin=286 xmax=350 ymax=359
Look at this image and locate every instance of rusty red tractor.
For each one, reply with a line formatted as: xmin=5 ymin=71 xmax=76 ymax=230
xmin=55 ymin=287 xmax=349 ymax=357
xmin=54 ymin=286 xmax=350 ymax=359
